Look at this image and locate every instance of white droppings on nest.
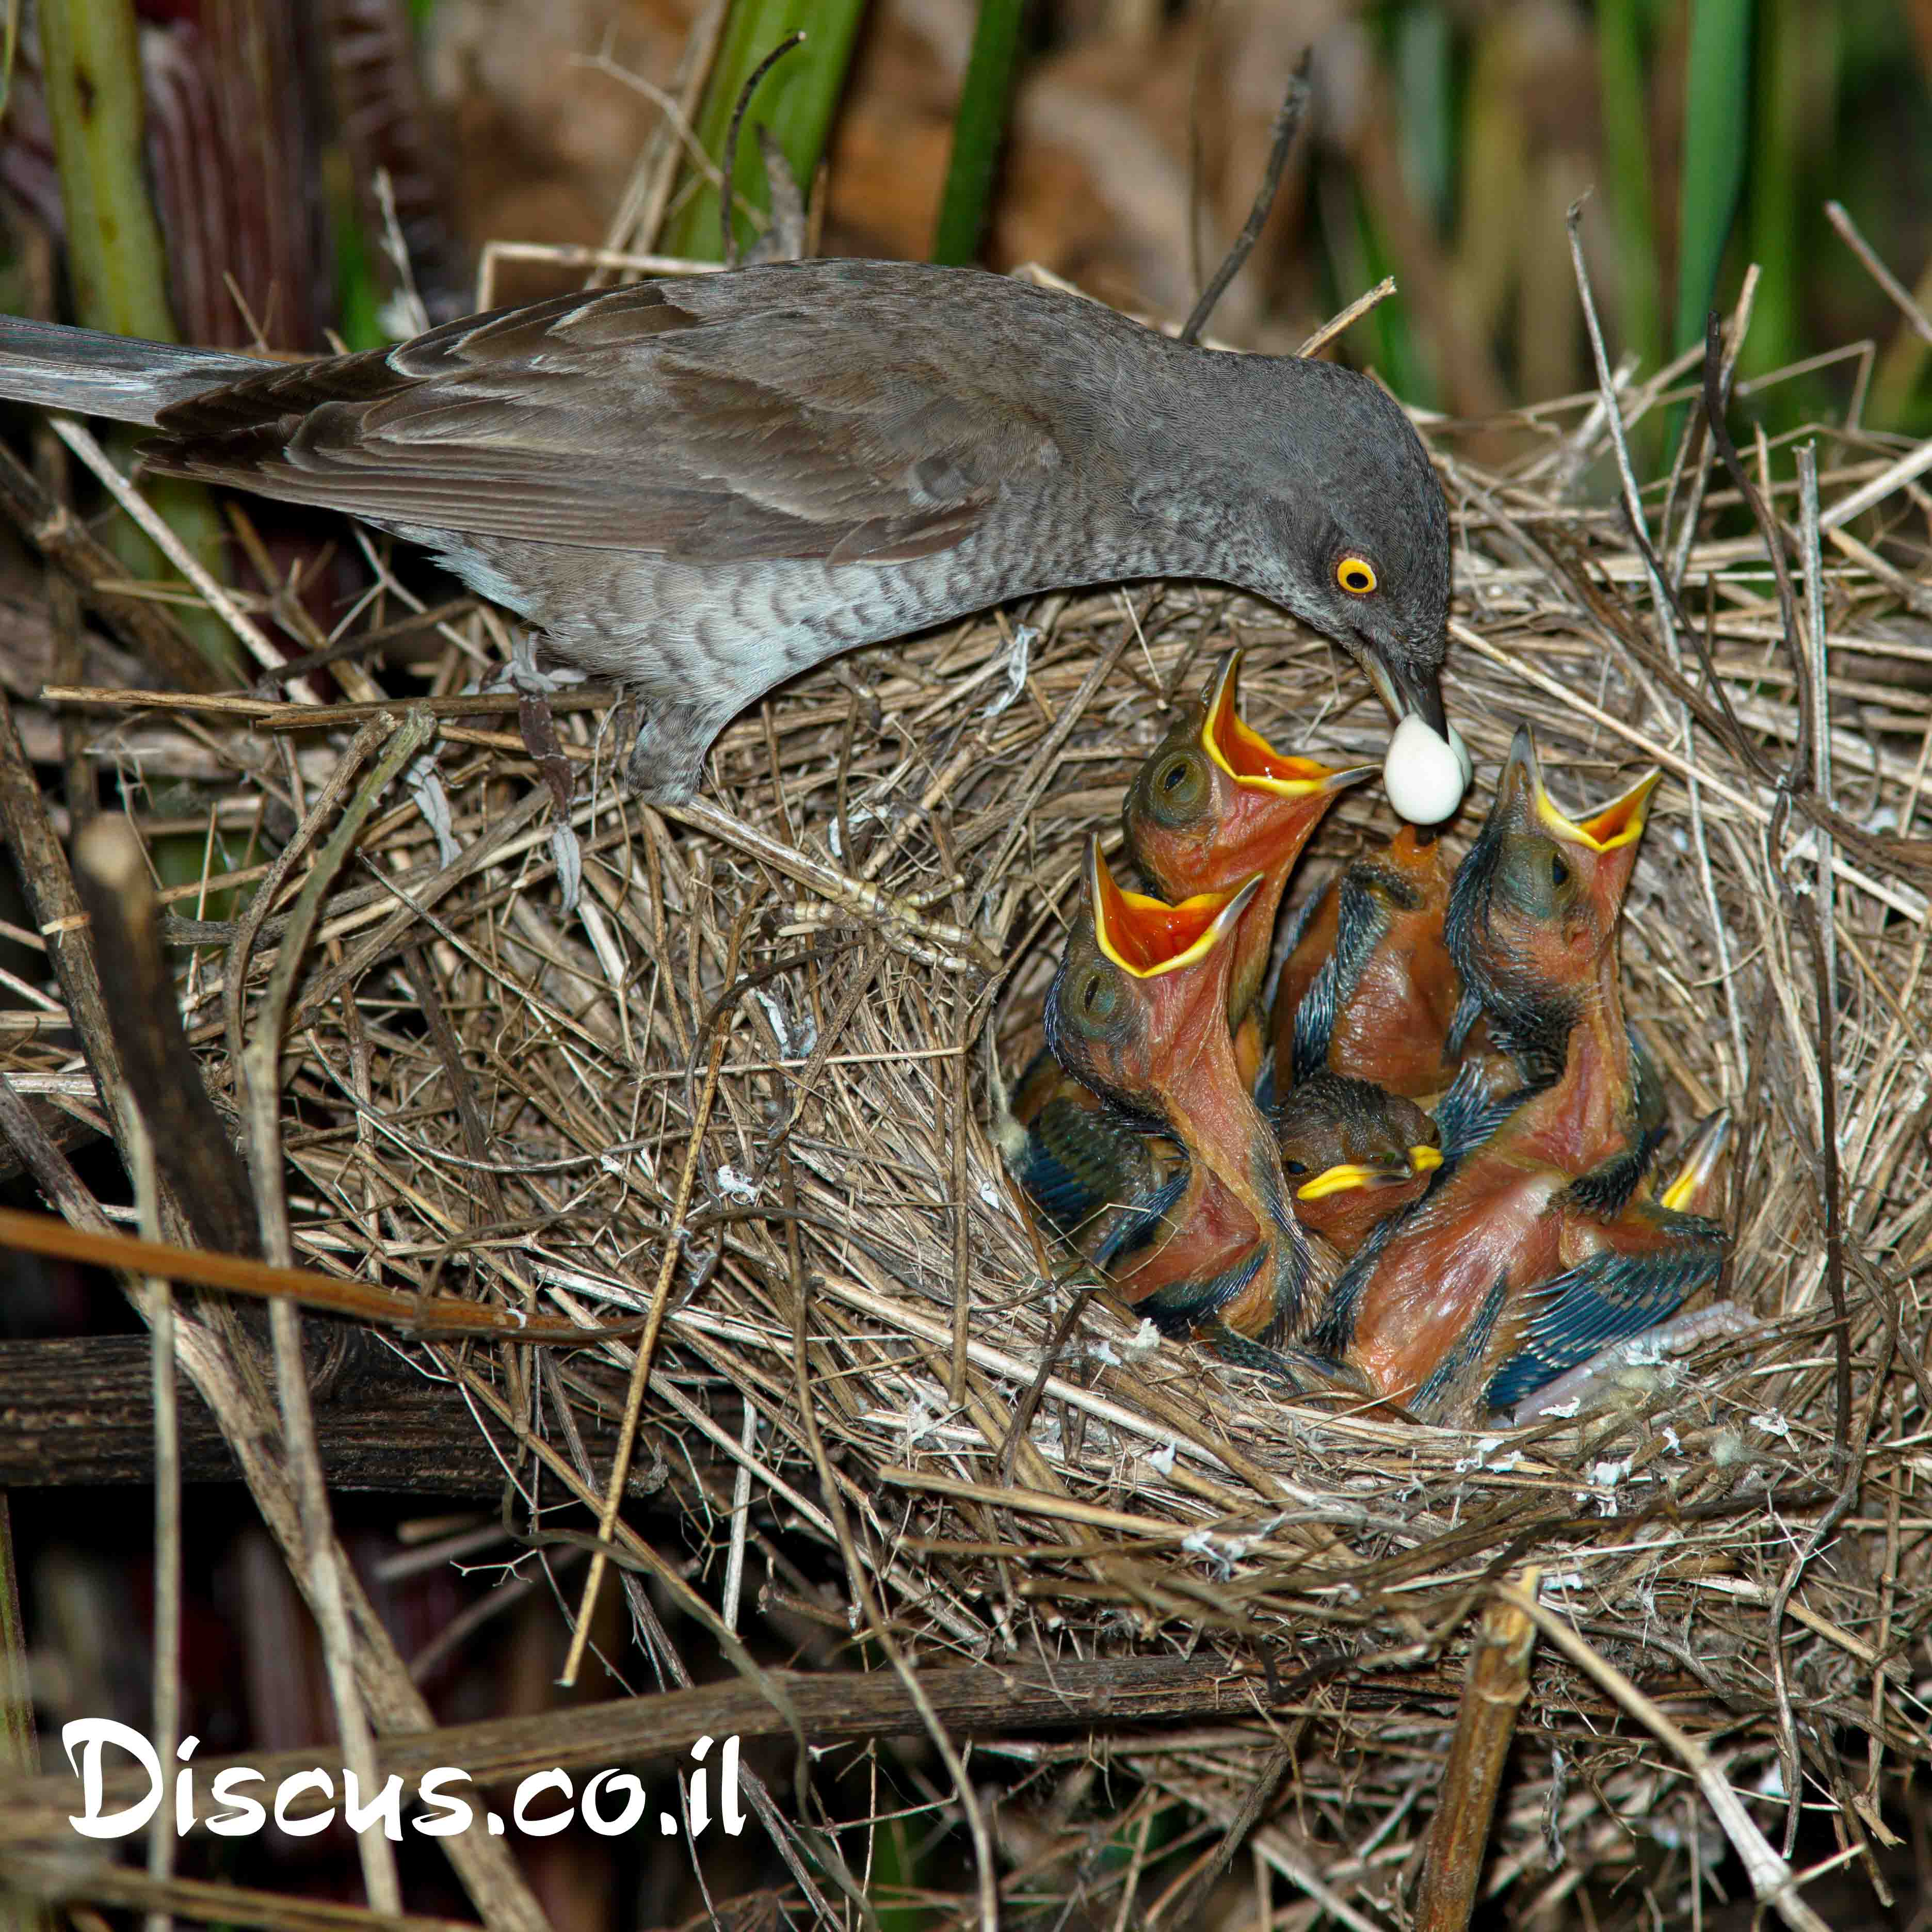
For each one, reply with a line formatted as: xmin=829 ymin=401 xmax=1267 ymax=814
xmin=713 ymin=1166 xmax=758 ymax=1205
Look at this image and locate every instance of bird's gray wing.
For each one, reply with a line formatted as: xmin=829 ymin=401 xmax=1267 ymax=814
xmin=141 ymin=275 xmax=1062 ymax=564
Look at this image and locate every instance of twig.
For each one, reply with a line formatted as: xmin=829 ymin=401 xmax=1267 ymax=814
xmin=0 ymin=414 xmax=216 ymax=698
xmin=1152 ymin=1739 xmax=1297 ymax=1927
xmin=556 ymin=1009 xmax=730 ymax=1687
xmin=1565 ymin=197 xmax=1676 ymax=660
xmin=780 ymin=1150 xmax=1000 ymax=1932
xmin=666 ymin=794 xmax=997 ymax=973
xmin=1825 ymin=200 xmax=1932 ymax=348
xmin=560 ymin=898 xmax=769 ymax=1690
xmin=1501 ymin=1588 xmax=1832 ymax=1932
xmin=1181 ymin=52 xmax=1311 ymax=347
xmin=719 ymin=32 xmax=806 ymax=270
xmin=70 ymin=818 xmax=259 ymax=1258
xmin=0 ymin=1207 xmax=640 ymax=1342
xmin=0 ymin=726 xmax=549 ymax=1932
xmin=0 ymin=1655 xmax=1274 ymax=1843
xmin=720 ymin=1399 xmax=758 ymax=1633
xmin=119 ymin=1100 xmax=179 ymax=1932
xmin=1297 ymin=277 xmax=1397 ymax=360
xmin=49 ymin=417 xmax=317 ymax=700
xmin=1817 ymin=434 xmax=1932 ymax=532
xmin=590 ymin=0 xmax=730 ymax=274
xmin=1413 ymin=1569 xmax=1543 ymax=1931
xmin=0 ymin=1483 xmax=45 ymax=1932
xmin=238 ymin=726 xmax=437 ymax=1920
xmin=1797 ymin=446 xmax=1839 ymax=1022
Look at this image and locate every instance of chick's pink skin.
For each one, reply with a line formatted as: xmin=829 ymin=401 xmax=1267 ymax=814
xmin=1329 ymin=739 xmax=1708 ymax=1423
xmin=1333 ymin=1035 xmax=1728 ymax=1425
xmin=1125 ymin=652 xmax=1371 ymax=1037
xmin=1345 ymin=1160 xmax=1561 ymax=1413
xmin=1050 ymin=845 xmax=1329 ymax=1344
xmin=1294 ymin=1168 xmax=1435 ymax=1260
xmin=1075 ymin=851 xmax=1280 ymax=1245
xmin=1453 ymin=733 xmax=1662 ymax=1179
xmin=1272 ymin=824 xmax=1472 ymax=1102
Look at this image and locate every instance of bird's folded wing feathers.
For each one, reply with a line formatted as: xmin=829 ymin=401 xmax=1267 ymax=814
xmin=140 ymin=281 xmax=1061 ymax=562
xmin=1484 ymin=1226 xmax=1726 ymax=1412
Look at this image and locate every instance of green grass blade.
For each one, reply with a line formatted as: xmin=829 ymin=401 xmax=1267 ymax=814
xmin=1394 ymin=1 xmax=1454 ymax=232
xmin=1354 ymin=183 xmax=1434 ymax=410
xmin=38 ymin=0 xmax=178 ymax=343
xmin=931 ymin=0 xmax=1027 ymax=265
xmin=1742 ymin=0 xmax=1800 ymax=378
xmin=0 ymin=0 xmax=21 ymax=131
xmin=38 ymin=0 xmax=239 ymax=678
xmin=1672 ymin=0 xmax=1752 ymax=359
xmin=1596 ymin=0 xmax=1663 ymax=377
xmin=662 ymin=0 xmax=870 ymax=264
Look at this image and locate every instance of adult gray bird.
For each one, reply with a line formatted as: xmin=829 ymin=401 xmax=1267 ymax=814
xmin=0 ymin=260 xmax=1465 ymax=811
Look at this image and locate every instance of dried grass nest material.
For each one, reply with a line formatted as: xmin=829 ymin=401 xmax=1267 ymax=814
xmin=27 ymin=374 xmax=1932 ymax=1914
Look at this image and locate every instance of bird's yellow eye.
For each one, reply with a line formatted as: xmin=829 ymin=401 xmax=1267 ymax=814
xmin=1337 ymin=557 xmax=1378 ymax=595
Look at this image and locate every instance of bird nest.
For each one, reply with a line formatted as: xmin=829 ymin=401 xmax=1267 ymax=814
xmin=23 ymin=336 xmax=1932 ymax=1925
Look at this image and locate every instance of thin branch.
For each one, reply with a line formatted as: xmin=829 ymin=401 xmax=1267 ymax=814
xmin=1180 ymin=52 xmax=1311 ymax=346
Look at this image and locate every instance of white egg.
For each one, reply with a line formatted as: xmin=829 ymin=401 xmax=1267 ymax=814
xmin=1383 ymin=714 xmax=1467 ymax=824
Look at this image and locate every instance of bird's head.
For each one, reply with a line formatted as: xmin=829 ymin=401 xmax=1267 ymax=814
xmin=1123 ymin=650 xmax=1373 ymax=900
xmin=1045 ymin=837 xmax=1259 ymax=1128
xmin=1243 ymin=362 xmax=1466 ymax=823
xmin=1274 ymin=1073 xmax=1441 ymax=1253
xmin=1446 ymin=724 xmax=1661 ymax=1071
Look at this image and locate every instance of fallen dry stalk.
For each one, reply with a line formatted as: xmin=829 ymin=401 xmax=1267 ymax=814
xmin=1413 ymin=1569 xmax=1543 ymax=1931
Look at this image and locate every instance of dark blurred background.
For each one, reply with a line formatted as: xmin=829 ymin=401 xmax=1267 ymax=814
xmin=3 ymin=1 xmax=1929 ymax=424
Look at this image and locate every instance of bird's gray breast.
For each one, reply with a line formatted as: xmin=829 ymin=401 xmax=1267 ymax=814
xmin=395 ymin=479 xmax=1151 ymax=706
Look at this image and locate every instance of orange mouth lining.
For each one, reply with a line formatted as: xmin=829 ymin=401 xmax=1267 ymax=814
xmin=1575 ymin=777 xmax=1657 ymax=849
xmin=1205 ymin=675 xmax=1334 ymax=793
xmin=1092 ymin=849 xmax=1239 ymax=976
xmin=1529 ymin=769 xmax=1661 ymax=852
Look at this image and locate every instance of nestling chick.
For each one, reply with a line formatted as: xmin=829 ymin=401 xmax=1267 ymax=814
xmin=1273 ymin=1072 xmax=1441 ymax=1258
xmin=1045 ymin=840 xmax=1346 ymax=1384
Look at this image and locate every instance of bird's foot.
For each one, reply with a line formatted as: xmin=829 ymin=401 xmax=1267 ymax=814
xmin=1505 ymin=1301 xmax=1759 ymax=1426
xmin=620 ymin=698 xmax=731 ymax=804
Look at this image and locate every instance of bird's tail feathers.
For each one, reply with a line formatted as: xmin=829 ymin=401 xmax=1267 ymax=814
xmin=0 ymin=316 xmax=263 ymax=426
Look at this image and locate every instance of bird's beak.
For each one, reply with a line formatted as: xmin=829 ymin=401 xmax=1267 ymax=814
xmin=1660 ymin=1109 xmax=1732 ymax=1214
xmin=1089 ymin=836 xmax=1262 ymax=977
xmin=1496 ymin=721 xmax=1541 ymax=811
xmin=1363 ymin=650 xmax=1454 ymax=745
xmin=1294 ymin=1163 xmax=1379 ymax=1201
xmin=1294 ymin=1142 xmax=1440 ymax=1202
xmin=1508 ymin=723 xmax=1662 ymax=852
xmin=1202 ymin=651 xmax=1378 ymax=798
xmin=1371 ymin=650 xmax=1471 ymax=824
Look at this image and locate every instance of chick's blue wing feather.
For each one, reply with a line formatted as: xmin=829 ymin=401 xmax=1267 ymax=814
xmin=1434 ymin=1058 xmax=1523 ymax=1163
xmin=1092 ymin=1168 xmax=1190 ymax=1271
xmin=1483 ymin=1220 xmax=1726 ymax=1413
xmin=1009 ymin=1094 xmax=1155 ymax=1238
xmin=1130 ymin=1244 xmax=1268 ymax=1337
